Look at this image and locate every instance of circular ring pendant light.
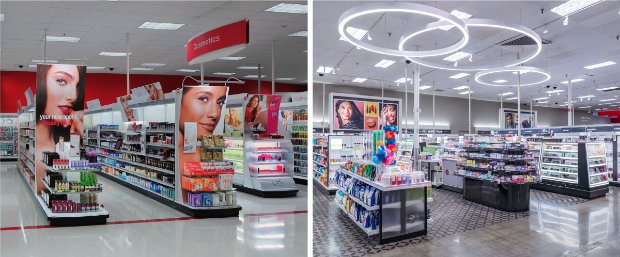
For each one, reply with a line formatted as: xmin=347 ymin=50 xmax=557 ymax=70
xmin=474 ymin=66 xmax=551 ymax=87
xmin=338 ymin=2 xmax=470 ymax=57
xmin=399 ymin=19 xmax=542 ymax=71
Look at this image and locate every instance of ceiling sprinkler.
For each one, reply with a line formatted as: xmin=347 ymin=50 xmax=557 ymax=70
xmin=563 ymin=16 xmax=569 ymax=26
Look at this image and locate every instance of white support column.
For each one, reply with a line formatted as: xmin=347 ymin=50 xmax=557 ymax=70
xmin=200 ymin=63 xmax=204 ymax=86
xmin=257 ymin=64 xmax=261 ymax=94
xmin=432 ymin=92 xmax=436 ymax=136
xmin=43 ymin=29 xmax=47 ymax=63
xmin=322 ymin=83 xmax=326 ymax=131
xmin=530 ymin=99 xmax=533 ymax=128
xmin=517 ymin=73 xmax=521 ymax=140
xmin=126 ymin=33 xmax=130 ymax=95
xmin=568 ymin=79 xmax=573 ymax=126
xmin=468 ymin=90 xmax=471 ymax=134
xmin=500 ymin=92 xmax=503 ymax=126
xmin=413 ymin=64 xmax=421 ymax=171
xmin=271 ymin=40 xmax=275 ymax=94
xmin=404 ymin=62 xmax=409 ymax=132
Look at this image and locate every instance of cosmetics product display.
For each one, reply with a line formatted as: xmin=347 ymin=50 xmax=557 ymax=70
xmin=0 ymin=118 xmax=18 ymax=159
xmin=334 ymin=190 xmax=380 ymax=233
xmin=457 ymin=142 xmax=539 ymax=184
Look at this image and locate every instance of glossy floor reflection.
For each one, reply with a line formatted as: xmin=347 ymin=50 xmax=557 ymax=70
xmin=368 ymin=187 xmax=620 ymax=257
xmin=0 ymin=162 xmax=308 ymax=257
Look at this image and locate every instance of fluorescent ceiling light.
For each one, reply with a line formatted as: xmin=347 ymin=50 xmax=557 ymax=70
xmin=99 ymin=52 xmax=130 ymax=57
xmin=138 ymin=22 xmax=184 ymax=30
xmin=512 ymin=71 xmax=530 ymax=75
xmin=584 ymin=61 xmax=616 ymax=70
xmin=244 ymin=75 xmax=267 ymax=78
xmin=459 ymin=90 xmax=473 ymax=95
xmin=46 ymin=36 xmax=80 ymax=42
xmin=579 ymin=106 xmax=592 ymax=109
xmin=264 ymin=3 xmax=307 ymax=14
xmin=550 ymin=0 xmax=603 ymax=16
xmin=611 ymin=105 xmax=618 ymax=107
xmin=450 ymin=73 xmax=470 ymax=79
xmin=419 ymin=85 xmax=432 ymax=90
xmin=0 ymin=14 xmax=4 ymax=22
xmin=345 ymin=27 xmax=368 ymax=40
xmin=577 ymin=95 xmax=595 ymax=99
xmin=505 ymin=97 xmax=518 ymax=100
xmin=275 ymin=78 xmax=295 ymax=81
xmin=394 ymin=77 xmax=412 ymax=83
xmin=237 ymin=66 xmax=260 ymax=70
xmin=213 ymin=72 xmax=235 ymax=76
xmin=546 ymin=90 xmax=565 ymax=94
xmin=599 ymin=99 xmax=616 ymax=102
xmin=533 ymin=97 xmax=549 ymax=101
xmin=442 ymin=51 xmax=471 ymax=62
xmin=140 ymin=63 xmax=166 ymax=67
xmin=352 ymin=78 xmax=367 ymax=83
xmin=218 ymin=56 xmax=245 ymax=61
xmin=560 ymin=78 xmax=584 ymax=84
xmin=288 ymin=31 xmax=307 ymax=37
xmin=439 ymin=10 xmax=472 ymax=31
xmin=499 ymin=92 xmax=514 ymax=96
xmin=28 ymin=65 xmax=37 ymax=68
xmin=538 ymin=101 xmax=549 ymax=104
xmin=176 ymin=69 xmax=199 ymax=72
xmin=130 ymin=67 xmax=153 ymax=71
xmin=316 ymin=66 xmax=334 ymax=73
xmin=375 ymin=59 xmax=395 ymax=68
xmin=597 ymin=86 xmax=620 ymax=91
xmin=86 ymin=66 xmax=105 ymax=70
xmin=453 ymin=86 xmax=469 ymax=90
xmin=31 ymin=59 xmax=58 ymax=63
xmin=493 ymin=79 xmax=508 ymax=83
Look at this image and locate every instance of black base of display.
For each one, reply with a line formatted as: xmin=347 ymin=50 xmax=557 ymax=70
xmin=463 ymin=178 xmax=530 ymax=212
xmin=49 ymin=216 xmax=108 ymax=227
xmin=442 ymin=184 xmax=463 ymax=194
xmin=531 ymin=181 xmax=609 ymax=199
xmin=233 ymin=184 xmax=298 ymax=198
xmin=610 ymin=181 xmax=620 ymax=187
xmin=0 ymin=157 xmax=18 ymax=162
xmin=293 ymin=177 xmax=308 ymax=185
xmin=313 ymin=179 xmax=336 ymax=195
xmin=380 ymin=229 xmax=427 ymax=245
xmin=96 ymin=171 xmax=241 ymax=218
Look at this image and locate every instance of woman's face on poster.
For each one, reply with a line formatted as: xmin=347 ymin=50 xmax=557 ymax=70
xmin=180 ymin=87 xmax=227 ymax=137
xmin=44 ymin=64 xmax=80 ymax=119
xmin=338 ymin=101 xmax=354 ymax=122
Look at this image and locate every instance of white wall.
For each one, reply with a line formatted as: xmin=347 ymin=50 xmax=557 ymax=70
xmin=313 ymin=83 xmax=609 ymax=134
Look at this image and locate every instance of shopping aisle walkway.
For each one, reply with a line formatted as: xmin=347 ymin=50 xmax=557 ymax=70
xmin=0 ymin=162 xmax=308 ymax=257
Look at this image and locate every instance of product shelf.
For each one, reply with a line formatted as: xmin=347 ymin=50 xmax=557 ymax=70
xmin=99 ymin=154 xmax=174 ymax=175
xmin=337 ymin=169 xmax=430 ymax=191
xmin=36 ymin=196 xmax=109 ymax=218
xmin=334 ymin=199 xmax=378 ymax=235
xmin=43 ymin=164 xmax=100 ymax=173
xmin=146 ymin=142 xmax=175 ymax=149
xmin=42 ymin=179 xmax=102 ymax=194
xmin=99 ymin=162 xmax=174 ymax=188
xmin=336 ymin=188 xmax=379 ymax=211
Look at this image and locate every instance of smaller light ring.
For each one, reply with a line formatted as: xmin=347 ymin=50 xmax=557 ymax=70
xmin=475 ymin=66 xmax=550 ymax=87
xmin=400 ymin=19 xmax=542 ymax=71
xmin=338 ymin=2 xmax=469 ymax=57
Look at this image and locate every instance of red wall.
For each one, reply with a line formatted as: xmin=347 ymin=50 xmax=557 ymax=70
xmin=1 ymin=71 xmax=306 ymax=113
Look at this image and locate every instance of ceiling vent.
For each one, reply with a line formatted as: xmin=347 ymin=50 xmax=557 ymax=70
xmin=501 ymin=36 xmax=551 ymax=46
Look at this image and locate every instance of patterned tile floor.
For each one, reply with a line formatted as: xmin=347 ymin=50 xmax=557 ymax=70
xmin=313 ymin=188 xmax=590 ymax=257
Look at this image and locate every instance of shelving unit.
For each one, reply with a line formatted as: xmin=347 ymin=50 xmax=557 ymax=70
xmin=532 ymin=142 xmax=609 ymax=199
xmin=17 ymin=104 xmax=36 ymax=192
xmin=313 ymin=133 xmax=333 ymax=194
xmin=281 ymin=102 xmax=308 ymax=185
xmin=0 ymin=114 xmax=18 ymax=161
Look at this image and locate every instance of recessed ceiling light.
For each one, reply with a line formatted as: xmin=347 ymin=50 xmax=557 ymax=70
xmin=560 ymin=78 xmax=584 ymax=84
xmin=130 ymin=67 xmax=153 ymax=71
xmin=275 ymin=78 xmax=295 ymax=81
xmin=437 ymin=10 xmax=473 ymax=31
xmin=28 ymin=65 xmax=37 ymax=68
xmin=31 ymin=59 xmax=58 ymax=63
xmin=99 ymin=52 xmax=130 ymax=57
xmin=505 ymin=97 xmax=518 ymax=100
xmin=599 ymin=98 xmax=616 ymax=102
xmin=499 ymin=92 xmax=514 ymax=96
xmin=244 ymin=75 xmax=267 ymax=78
xmin=450 ymin=73 xmax=470 ymax=79
xmin=0 ymin=14 xmax=4 ymax=22
xmin=140 ymin=63 xmax=166 ymax=67
xmin=237 ymin=66 xmax=260 ymax=70
xmin=345 ymin=27 xmax=368 ymax=40
xmin=394 ymin=77 xmax=412 ymax=83
xmin=459 ymin=90 xmax=473 ymax=95
xmin=316 ymin=66 xmax=334 ymax=73
xmin=352 ymin=78 xmax=367 ymax=83
xmin=176 ymin=69 xmax=199 ymax=72
xmin=533 ymin=97 xmax=549 ymax=101
xmin=213 ymin=72 xmax=236 ymax=76
xmin=578 ymin=106 xmax=592 ymax=109
xmin=546 ymin=90 xmax=565 ymax=94
xmin=218 ymin=57 xmax=245 ymax=61
xmin=442 ymin=51 xmax=471 ymax=62
xmin=86 ymin=66 xmax=106 ymax=70
xmin=138 ymin=22 xmax=184 ymax=30
xmin=419 ymin=85 xmax=432 ymax=90
xmin=46 ymin=36 xmax=80 ymax=42
xmin=375 ymin=59 xmax=395 ymax=68
xmin=288 ymin=31 xmax=307 ymax=37
xmin=453 ymin=86 xmax=469 ymax=90
xmin=264 ymin=3 xmax=307 ymax=14
xmin=538 ymin=101 xmax=549 ymax=104
xmin=577 ymin=95 xmax=596 ymax=98
xmin=584 ymin=61 xmax=616 ymax=70
xmin=550 ymin=0 xmax=603 ymax=16
xmin=494 ymin=79 xmax=508 ymax=83
xmin=597 ymin=86 xmax=620 ymax=91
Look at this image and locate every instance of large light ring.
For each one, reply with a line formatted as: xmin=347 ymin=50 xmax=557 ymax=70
xmin=400 ymin=19 xmax=542 ymax=71
xmin=338 ymin=2 xmax=469 ymax=57
xmin=475 ymin=66 xmax=550 ymax=87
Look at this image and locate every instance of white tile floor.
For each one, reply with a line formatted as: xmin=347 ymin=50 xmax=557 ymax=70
xmin=0 ymin=162 xmax=308 ymax=257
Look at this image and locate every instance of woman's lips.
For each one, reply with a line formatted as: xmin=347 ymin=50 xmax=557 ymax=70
xmin=200 ymin=122 xmax=215 ymax=131
xmin=58 ymin=105 xmax=73 ymax=115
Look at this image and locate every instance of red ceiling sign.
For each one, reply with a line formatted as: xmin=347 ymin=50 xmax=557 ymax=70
xmin=186 ymin=19 xmax=250 ymax=65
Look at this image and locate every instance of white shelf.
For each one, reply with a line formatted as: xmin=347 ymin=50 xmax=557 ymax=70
xmin=99 ymin=146 xmax=146 ymax=156
xmin=36 ymin=196 xmax=108 ymax=218
xmin=588 ymin=163 xmax=607 ymax=168
xmin=250 ymin=160 xmax=288 ymax=165
xmin=336 ymin=188 xmax=379 ymax=211
xmin=313 ymin=161 xmax=326 ymax=167
xmin=541 ymin=176 xmax=578 ymax=183
xmin=541 ymin=162 xmax=577 ymax=167
xmin=176 ymin=202 xmax=242 ymax=210
xmin=588 ymin=155 xmax=606 ymax=158
xmin=334 ymin=199 xmax=378 ymax=235
xmin=100 ymin=171 xmax=175 ymax=201
xmin=124 ymin=141 xmax=142 ymax=144
xmin=542 ymin=155 xmax=577 ymax=160
xmin=541 ymin=169 xmax=578 ymax=175
xmin=99 ymin=154 xmax=174 ymax=175
xmin=146 ymin=142 xmax=175 ymax=149
xmin=146 ymin=154 xmax=175 ymax=161
xmin=336 ymin=169 xmax=430 ymax=191
xmin=99 ymin=162 xmax=175 ymax=187
xmin=226 ymin=147 xmax=244 ymax=151
xmin=590 ymin=181 xmax=609 ymax=187
xmin=543 ymin=149 xmax=577 ymax=153
xmin=589 ymin=172 xmax=608 ymax=177
xmin=145 ymin=130 xmax=175 ymax=134
xmin=42 ymin=179 xmax=102 ymax=194
xmin=43 ymin=164 xmax=99 ymax=173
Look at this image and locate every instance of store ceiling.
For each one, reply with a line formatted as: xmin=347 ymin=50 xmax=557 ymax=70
xmin=0 ymin=1 xmax=307 ymax=84
xmin=314 ymin=1 xmax=620 ymax=111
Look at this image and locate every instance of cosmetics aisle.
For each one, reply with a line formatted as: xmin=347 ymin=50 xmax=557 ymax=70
xmin=1 ymin=161 xmax=308 ymax=256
